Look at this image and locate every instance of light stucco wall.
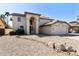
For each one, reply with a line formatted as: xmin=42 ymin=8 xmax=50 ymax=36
xmin=39 ymin=19 xmax=51 ymax=26
xmin=12 ymin=16 xmax=26 ymax=31
xmin=12 ymin=14 xmax=40 ymax=34
xmin=25 ymin=14 xmax=40 ymax=34
xmin=41 ymin=22 xmax=69 ymax=35
xmin=12 ymin=13 xmax=69 ymax=35
xmin=51 ymin=23 xmax=69 ymax=34
xmin=40 ymin=26 xmax=52 ymax=35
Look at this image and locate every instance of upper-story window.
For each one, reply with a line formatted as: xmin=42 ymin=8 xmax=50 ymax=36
xmin=17 ymin=17 xmax=21 ymax=22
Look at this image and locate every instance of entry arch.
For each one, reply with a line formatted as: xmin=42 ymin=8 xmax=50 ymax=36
xmin=29 ymin=17 xmax=36 ymax=34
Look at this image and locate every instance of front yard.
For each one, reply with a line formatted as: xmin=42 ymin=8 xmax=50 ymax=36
xmin=0 ymin=35 xmax=79 ymax=56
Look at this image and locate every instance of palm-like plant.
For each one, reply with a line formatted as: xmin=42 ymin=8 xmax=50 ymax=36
xmin=4 ymin=12 xmax=10 ymax=28
xmin=0 ymin=15 xmax=7 ymax=28
xmin=5 ymin=12 xmax=10 ymax=24
xmin=0 ymin=12 xmax=11 ymax=28
xmin=0 ymin=15 xmax=5 ymax=19
xmin=0 ymin=15 xmax=6 ymax=24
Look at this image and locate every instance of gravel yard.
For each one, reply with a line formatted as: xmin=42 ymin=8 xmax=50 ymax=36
xmin=0 ymin=35 xmax=79 ymax=56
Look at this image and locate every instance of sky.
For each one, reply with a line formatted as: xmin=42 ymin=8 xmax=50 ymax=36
xmin=0 ymin=3 xmax=79 ymax=22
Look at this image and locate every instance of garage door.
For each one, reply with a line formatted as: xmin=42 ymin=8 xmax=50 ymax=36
xmin=54 ymin=25 xmax=67 ymax=34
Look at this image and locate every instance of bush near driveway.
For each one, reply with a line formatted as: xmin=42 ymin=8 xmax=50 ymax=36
xmin=9 ymin=31 xmax=15 ymax=35
xmin=9 ymin=29 xmax=25 ymax=35
xmin=15 ymin=29 xmax=25 ymax=35
xmin=5 ymin=29 xmax=13 ymax=35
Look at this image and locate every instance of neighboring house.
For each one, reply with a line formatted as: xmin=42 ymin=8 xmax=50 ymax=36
xmin=40 ymin=20 xmax=70 ymax=35
xmin=10 ymin=12 xmax=70 ymax=35
xmin=0 ymin=18 xmax=5 ymax=35
xmin=69 ymin=16 xmax=79 ymax=33
xmin=69 ymin=21 xmax=79 ymax=33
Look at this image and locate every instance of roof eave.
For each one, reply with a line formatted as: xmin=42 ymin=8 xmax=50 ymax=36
xmin=24 ymin=12 xmax=41 ymax=16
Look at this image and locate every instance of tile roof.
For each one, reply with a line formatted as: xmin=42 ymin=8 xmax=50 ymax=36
xmin=69 ymin=22 xmax=79 ymax=27
xmin=40 ymin=20 xmax=70 ymax=27
xmin=40 ymin=16 xmax=54 ymax=20
xmin=10 ymin=13 xmax=25 ymax=17
xmin=24 ymin=12 xmax=41 ymax=16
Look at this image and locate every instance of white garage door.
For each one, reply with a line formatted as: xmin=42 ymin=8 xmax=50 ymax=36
xmin=54 ymin=24 xmax=67 ymax=34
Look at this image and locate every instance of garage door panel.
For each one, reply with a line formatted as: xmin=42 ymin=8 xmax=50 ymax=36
xmin=53 ymin=25 xmax=67 ymax=34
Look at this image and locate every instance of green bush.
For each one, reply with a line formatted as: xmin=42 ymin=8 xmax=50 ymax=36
xmin=15 ymin=29 xmax=25 ymax=35
xmin=9 ymin=29 xmax=25 ymax=35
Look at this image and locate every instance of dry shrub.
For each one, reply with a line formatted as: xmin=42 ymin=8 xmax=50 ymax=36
xmin=53 ymin=43 xmax=56 ymax=49
xmin=60 ymin=44 xmax=67 ymax=52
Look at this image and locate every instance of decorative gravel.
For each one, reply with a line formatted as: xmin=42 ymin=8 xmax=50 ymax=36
xmin=0 ymin=35 xmax=79 ymax=56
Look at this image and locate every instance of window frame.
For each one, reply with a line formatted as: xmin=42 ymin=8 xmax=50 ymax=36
xmin=17 ymin=17 xmax=21 ymax=22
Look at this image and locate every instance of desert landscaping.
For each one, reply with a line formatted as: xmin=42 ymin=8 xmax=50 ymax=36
xmin=0 ymin=3 xmax=79 ymax=57
xmin=0 ymin=34 xmax=79 ymax=56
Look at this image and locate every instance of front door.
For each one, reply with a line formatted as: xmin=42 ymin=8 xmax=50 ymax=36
xmin=29 ymin=17 xmax=36 ymax=34
xmin=30 ymin=26 xmax=35 ymax=34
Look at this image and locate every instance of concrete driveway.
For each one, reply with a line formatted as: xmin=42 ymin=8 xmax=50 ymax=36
xmin=61 ymin=33 xmax=79 ymax=40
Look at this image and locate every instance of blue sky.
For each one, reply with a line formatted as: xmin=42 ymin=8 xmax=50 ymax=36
xmin=0 ymin=3 xmax=79 ymax=22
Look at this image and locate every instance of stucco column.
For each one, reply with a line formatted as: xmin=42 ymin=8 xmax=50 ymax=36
xmin=26 ymin=19 xmax=30 ymax=34
xmin=36 ymin=19 xmax=39 ymax=34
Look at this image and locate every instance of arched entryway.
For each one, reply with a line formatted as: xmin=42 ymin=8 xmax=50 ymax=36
xmin=29 ymin=17 xmax=36 ymax=34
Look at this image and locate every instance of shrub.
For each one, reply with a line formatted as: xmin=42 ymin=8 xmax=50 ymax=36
xmin=53 ymin=43 xmax=56 ymax=49
xmin=15 ymin=29 xmax=25 ymax=35
xmin=67 ymin=46 xmax=77 ymax=52
xmin=60 ymin=44 xmax=67 ymax=52
xmin=9 ymin=31 xmax=16 ymax=35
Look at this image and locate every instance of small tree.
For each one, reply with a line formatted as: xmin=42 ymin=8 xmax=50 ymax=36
xmin=0 ymin=15 xmax=5 ymax=19
xmin=5 ymin=12 xmax=10 ymax=25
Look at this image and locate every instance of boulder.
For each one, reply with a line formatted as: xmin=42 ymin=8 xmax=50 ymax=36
xmin=47 ymin=41 xmax=53 ymax=48
xmin=60 ymin=44 xmax=67 ymax=52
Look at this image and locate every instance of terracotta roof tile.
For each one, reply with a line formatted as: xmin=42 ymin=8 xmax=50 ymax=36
xmin=40 ymin=16 xmax=54 ymax=20
xmin=40 ymin=20 xmax=70 ymax=27
xmin=11 ymin=13 xmax=25 ymax=17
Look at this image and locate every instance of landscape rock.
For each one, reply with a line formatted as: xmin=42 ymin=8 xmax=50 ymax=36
xmin=53 ymin=43 xmax=56 ymax=49
xmin=60 ymin=44 xmax=67 ymax=52
xmin=47 ymin=41 xmax=53 ymax=48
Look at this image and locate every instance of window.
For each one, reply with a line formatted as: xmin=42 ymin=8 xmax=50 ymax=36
xmin=19 ymin=26 xmax=24 ymax=29
xmin=10 ymin=18 xmax=12 ymax=21
xmin=17 ymin=17 xmax=21 ymax=22
xmin=30 ymin=20 xmax=33 ymax=25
